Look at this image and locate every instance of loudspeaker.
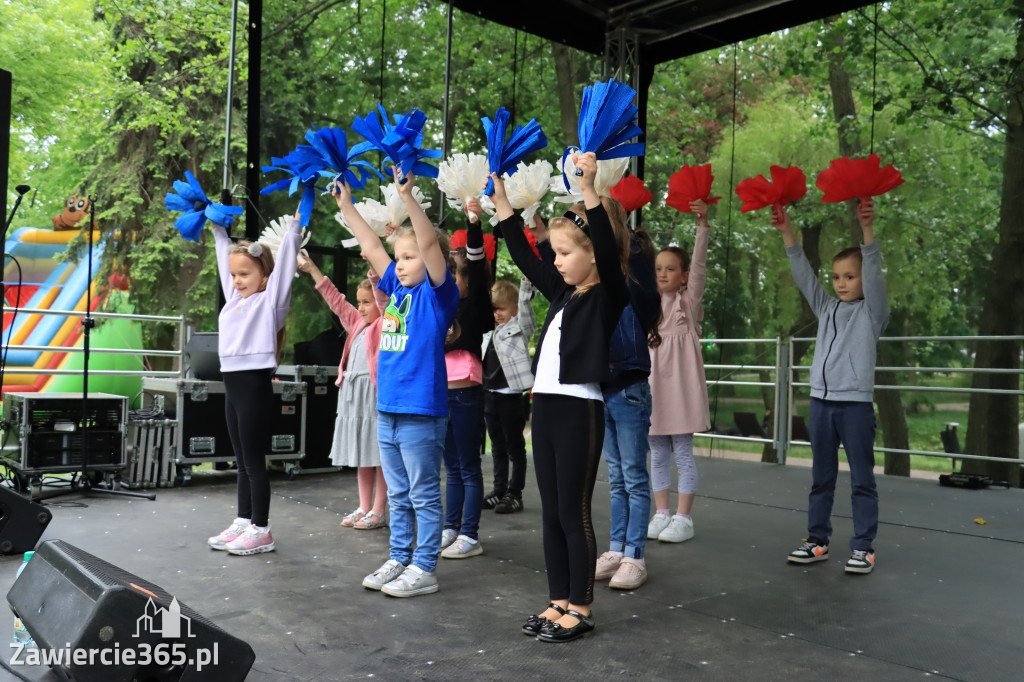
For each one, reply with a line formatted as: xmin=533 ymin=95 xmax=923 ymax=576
xmin=184 ymin=332 xmax=222 ymax=381
xmin=0 ymin=487 xmax=52 ymax=555
xmin=7 ymin=539 xmax=255 ymax=682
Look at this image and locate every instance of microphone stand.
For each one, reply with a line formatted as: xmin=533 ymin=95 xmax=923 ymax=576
xmin=3 ymin=184 xmax=32 ymax=289
xmin=38 ymin=196 xmax=154 ymax=501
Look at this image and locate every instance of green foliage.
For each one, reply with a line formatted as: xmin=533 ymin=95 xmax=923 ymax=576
xmin=3 ymin=0 xmax=1018 ymax=375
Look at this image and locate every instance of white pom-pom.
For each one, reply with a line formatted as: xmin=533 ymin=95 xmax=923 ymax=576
xmin=436 ymin=153 xmax=490 ymax=221
xmin=259 ymin=215 xmax=311 ymax=277
xmin=550 ymin=155 xmax=630 ymax=204
xmin=493 ymin=160 xmax=556 ymax=226
xmin=334 ymin=185 xmax=431 ymax=247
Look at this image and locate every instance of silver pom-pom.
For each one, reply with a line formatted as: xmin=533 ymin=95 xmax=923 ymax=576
xmin=247 ymin=242 xmax=264 ymax=258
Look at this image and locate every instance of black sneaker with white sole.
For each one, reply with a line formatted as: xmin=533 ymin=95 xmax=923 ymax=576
xmin=787 ymin=538 xmax=829 ymax=564
xmin=482 ymin=489 xmax=503 ymax=510
xmin=845 ymin=549 xmax=875 ymax=574
xmin=494 ymin=493 xmax=523 ymax=514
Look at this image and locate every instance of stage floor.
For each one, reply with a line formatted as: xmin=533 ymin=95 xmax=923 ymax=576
xmin=1 ymin=455 xmax=1021 ymax=681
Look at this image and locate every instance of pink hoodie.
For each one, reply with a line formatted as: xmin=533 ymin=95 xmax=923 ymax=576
xmin=315 ymin=274 xmax=388 ymax=387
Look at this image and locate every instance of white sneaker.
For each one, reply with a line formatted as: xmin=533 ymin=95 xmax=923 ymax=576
xmin=381 ymin=565 xmax=439 ymax=597
xmin=362 ymin=559 xmax=406 ymax=590
xmin=658 ymin=515 xmax=694 ymax=543
xmin=647 ymin=513 xmax=671 ymax=540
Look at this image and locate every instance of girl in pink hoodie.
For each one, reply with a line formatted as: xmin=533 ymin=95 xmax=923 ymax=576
xmin=299 ymin=256 xmax=390 ymax=530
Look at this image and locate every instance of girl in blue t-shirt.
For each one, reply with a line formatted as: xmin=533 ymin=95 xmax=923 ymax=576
xmin=332 ymin=170 xmax=460 ymax=598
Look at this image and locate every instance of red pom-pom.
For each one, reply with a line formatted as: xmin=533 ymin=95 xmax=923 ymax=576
xmin=735 ymin=165 xmax=807 ymax=214
xmin=108 ymin=273 xmax=130 ymax=292
xmin=610 ymin=175 xmax=653 ymax=212
xmin=816 ymin=154 xmax=904 ymax=203
xmin=523 ymin=228 xmax=541 ymax=259
xmin=450 ymin=229 xmax=497 ymax=261
xmin=666 ymin=164 xmax=722 ymax=213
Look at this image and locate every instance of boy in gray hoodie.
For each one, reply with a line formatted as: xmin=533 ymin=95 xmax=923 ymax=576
xmin=772 ymin=198 xmax=888 ymax=574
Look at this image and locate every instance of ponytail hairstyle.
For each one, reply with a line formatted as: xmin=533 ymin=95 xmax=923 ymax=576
xmin=632 ymin=229 xmax=663 ymax=348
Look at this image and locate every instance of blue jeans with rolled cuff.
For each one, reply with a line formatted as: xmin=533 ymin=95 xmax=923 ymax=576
xmin=603 ymin=381 xmax=653 ymax=560
xmin=378 ymin=411 xmax=447 ymax=573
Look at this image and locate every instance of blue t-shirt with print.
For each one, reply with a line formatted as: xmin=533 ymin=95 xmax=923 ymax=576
xmin=375 ymin=261 xmax=460 ymax=416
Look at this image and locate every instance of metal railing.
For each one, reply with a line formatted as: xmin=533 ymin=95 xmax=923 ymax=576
xmin=1 ymin=307 xmax=185 ymax=379
xmin=694 ymin=335 xmax=1024 ymax=467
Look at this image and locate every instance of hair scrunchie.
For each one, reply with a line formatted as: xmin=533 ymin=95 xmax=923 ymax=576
xmin=247 ymin=242 xmax=264 ymax=258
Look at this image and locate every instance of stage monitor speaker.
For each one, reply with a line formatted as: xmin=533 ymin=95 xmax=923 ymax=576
xmin=184 ymin=332 xmax=222 ymax=381
xmin=0 ymin=487 xmax=51 ymax=555
xmin=7 ymin=539 xmax=255 ymax=682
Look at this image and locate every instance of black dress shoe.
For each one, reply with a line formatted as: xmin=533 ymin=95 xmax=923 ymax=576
xmin=522 ymin=602 xmax=565 ymax=636
xmin=537 ymin=609 xmax=595 ymax=643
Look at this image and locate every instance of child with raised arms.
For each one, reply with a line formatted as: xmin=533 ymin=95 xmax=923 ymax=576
xmin=480 ymin=277 xmax=536 ymax=515
xmin=333 ymin=169 xmax=460 ymax=597
xmin=491 ymin=152 xmax=630 ymax=642
xmin=774 ymin=199 xmax=887 ymax=574
xmin=439 ymin=198 xmax=494 ymax=560
xmin=298 ymin=255 xmax=389 ymax=531
xmin=647 ymin=200 xmax=712 ymax=545
xmin=206 ymin=206 xmax=301 ymax=556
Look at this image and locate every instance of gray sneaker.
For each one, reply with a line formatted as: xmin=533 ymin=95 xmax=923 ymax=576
xmin=362 ymin=559 xmax=407 ymax=591
xmin=381 ymin=565 xmax=439 ymax=597
xmin=441 ymin=535 xmax=483 ymax=559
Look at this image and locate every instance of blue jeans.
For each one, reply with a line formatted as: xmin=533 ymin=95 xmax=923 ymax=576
xmin=443 ymin=385 xmax=485 ymax=539
xmin=807 ymin=398 xmax=879 ymax=552
xmin=603 ymin=381 xmax=653 ymax=559
xmin=378 ymin=411 xmax=447 ymax=573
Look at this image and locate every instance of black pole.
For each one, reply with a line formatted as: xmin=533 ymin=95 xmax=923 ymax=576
xmin=78 ymin=197 xmax=97 ymax=484
xmin=245 ymin=0 xmax=264 ymax=242
xmin=1 ymin=68 xmax=12 ymax=271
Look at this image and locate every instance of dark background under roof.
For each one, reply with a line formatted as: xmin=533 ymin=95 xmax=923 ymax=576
xmin=448 ymin=0 xmax=873 ymax=64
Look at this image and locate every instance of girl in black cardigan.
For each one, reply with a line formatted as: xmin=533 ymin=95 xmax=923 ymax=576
xmin=490 ymin=152 xmax=630 ymax=643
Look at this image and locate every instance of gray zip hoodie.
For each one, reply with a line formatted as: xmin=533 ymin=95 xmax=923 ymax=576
xmin=786 ymin=241 xmax=889 ymax=402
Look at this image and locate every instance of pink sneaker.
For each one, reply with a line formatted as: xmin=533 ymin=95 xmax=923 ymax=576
xmin=208 ymin=518 xmax=251 ymax=550
xmin=225 ymin=524 xmax=275 ymax=555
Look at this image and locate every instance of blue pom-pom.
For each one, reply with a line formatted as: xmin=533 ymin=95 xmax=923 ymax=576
xmin=482 ymin=107 xmax=548 ymax=196
xmin=165 ymin=171 xmax=241 ymax=241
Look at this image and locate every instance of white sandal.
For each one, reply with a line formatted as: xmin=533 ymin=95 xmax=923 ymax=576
xmin=340 ymin=507 xmax=366 ymax=527
xmin=354 ymin=510 xmax=386 ymax=530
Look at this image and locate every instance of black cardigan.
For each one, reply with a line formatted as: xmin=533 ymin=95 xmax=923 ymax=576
xmin=499 ymin=204 xmax=629 ymax=386
xmin=444 ymin=217 xmax=493 ymax=358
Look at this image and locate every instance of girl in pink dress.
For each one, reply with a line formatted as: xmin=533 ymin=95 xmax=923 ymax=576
xmin=647 ymin=199 xmax=711 ymax=544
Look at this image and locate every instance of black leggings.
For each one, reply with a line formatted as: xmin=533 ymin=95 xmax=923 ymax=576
xmin=223 ymin=369 xmax=274 ymax=527
xmin=531 ymin=393 xmax=604 ymax=606
xmin=484 ymin=391 xmax=528 ymax=496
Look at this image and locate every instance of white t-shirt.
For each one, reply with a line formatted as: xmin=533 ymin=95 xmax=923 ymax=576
xmin=531 ymin=309 xmax=603 ymax=401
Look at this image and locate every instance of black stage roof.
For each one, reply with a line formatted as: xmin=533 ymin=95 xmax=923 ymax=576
xmin=448 ymin=0 xmax=872 ymax=64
